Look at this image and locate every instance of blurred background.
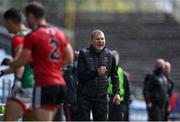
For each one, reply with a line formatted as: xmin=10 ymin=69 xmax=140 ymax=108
xmin=0 ymin=0 xmax=180 ymax=120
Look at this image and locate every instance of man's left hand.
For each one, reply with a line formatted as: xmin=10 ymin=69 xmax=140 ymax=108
xmin=113 ymin=94 xmax=121 ymax=105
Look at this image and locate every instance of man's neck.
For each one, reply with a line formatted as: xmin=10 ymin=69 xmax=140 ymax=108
xmin=14 ymin=24 xmax=28 ymax=34
xmin=36 ymin=19 xmax=47 ymax=26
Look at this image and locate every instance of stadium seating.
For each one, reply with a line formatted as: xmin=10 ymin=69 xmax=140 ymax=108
xmin=74 ymin=12 xmax=180 ymax=91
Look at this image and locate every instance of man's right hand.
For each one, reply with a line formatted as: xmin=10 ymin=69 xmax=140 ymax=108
xmin=98 ymin=66 xmax=107 ymax=76
xmin=1 ymin=58 xmax=11 ymax=66
xmin=113 ymin=94 xmax=121 ymax=105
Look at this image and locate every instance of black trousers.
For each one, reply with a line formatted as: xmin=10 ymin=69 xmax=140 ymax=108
xmin=108 ymin=101 xmax=129 ymax=121
xmin=147 ymin=104 xmax=165 ymax=121
xmin=76 ymin=93 xmax=108 ymax=121
xmin=164 ymin=101 xmax=169 ymax=121
xmin=63 ymin=103 xmax=78 ymax=121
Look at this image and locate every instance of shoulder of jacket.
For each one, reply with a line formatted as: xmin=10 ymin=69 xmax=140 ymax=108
xmin=103 ymin=48 xmax=113 ymax=58
xmin=80 ymin=47 xmax=90 ymax=54
xmin=146 ymin=73 xmax=156 ymax=81
xmin=104 ymin=48 xmax=111 ymax=54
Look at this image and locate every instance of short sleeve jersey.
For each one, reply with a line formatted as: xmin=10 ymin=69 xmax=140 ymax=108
xmin=11 ymin=33 xmax=24 ymax=58
xmin=23 ymin=25 xmax=68 ymax=87
xmin=12 ymin=30 xmax=32 ymax=60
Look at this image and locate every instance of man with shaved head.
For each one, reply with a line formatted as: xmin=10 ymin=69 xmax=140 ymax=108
xmin=155 ymin=58 xmax=166 ymax=70
xmin=143 ymin=58 xmax=169 ymax=121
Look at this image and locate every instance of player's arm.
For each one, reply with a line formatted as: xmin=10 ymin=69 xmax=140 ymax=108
xmin=10 ymin=48 xmax=31 ymax=68
xmin=6 ymin=49 xmax=31 ymax=73
xmin=0 ymin=45 xmax=24 ymax=77
xmin=62 ymin=43 xmax=74 ymax=66
xmin=2 ymin=34 xmax=33 ymax=76
xmin=13 ymin=45 xmax=24 ymax=79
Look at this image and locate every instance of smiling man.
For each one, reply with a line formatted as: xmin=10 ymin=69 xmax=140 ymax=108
xmin=76 ymin=29 xmax=120 ymax=121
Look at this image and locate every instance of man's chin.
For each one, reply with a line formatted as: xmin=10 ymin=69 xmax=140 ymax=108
xmin=96 ymin=47 xmax=104 ymax=52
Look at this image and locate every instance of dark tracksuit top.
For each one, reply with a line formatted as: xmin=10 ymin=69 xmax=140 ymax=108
xmin=143 ymin=70 xmax=169 ymax=107
xmin=77 ymin=45 xmax=120 ymax=97
xmin=143 ymin=69 xmax=169 ymax=121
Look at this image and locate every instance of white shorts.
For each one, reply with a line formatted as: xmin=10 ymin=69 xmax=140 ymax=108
xmin=8 ymin=80 xmax=33 ymax=110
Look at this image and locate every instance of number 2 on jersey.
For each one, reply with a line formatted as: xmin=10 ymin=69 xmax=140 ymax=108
xmin=49 ymin=39 xmax=61 ymax=61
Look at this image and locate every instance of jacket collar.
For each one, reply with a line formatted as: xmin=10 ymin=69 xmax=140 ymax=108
xmin=153 ymin=68 xmax=164 ymax=76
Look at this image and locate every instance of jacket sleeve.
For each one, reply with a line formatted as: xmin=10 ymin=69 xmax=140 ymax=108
xmin=110 ymin=55 xmax=120 ymax=95
xmin=143 ymin=74 xmax=152 ymax=104
xmin=124 ymin=73 xmax=130 ymax=103
xmin=77 ymin=50 xmax=98 ymax=83
xmin=168 ymin=79 xmax=174 ymax=96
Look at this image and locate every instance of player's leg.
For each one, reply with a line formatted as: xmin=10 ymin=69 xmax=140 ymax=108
xmin=23 ymin=108 xmax=57 ymax=121
xmin=4 ymin=82 xmax=33 ymax=121
xmin=23 ymin=109 xmax=34 ymax=121
xmin=3 ymin=99 xmax=24 ymax=121
xmin=3 ymin=81 xmax=26 ymax=121
xmin=34 ymin=108 xmax=57 ymax=121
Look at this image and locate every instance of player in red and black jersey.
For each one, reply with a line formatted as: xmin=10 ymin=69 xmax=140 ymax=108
xmin=1 ymin=2 xmax=74 ymax=121
xmin=24 ymin=25 xmax=68 ymax=87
